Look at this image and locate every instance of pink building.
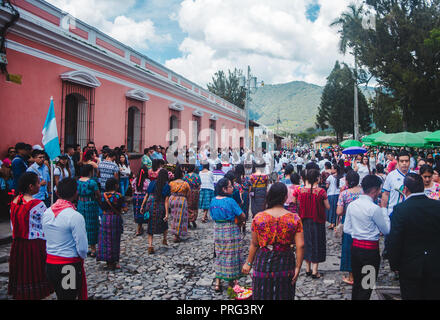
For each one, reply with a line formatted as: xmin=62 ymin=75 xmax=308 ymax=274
xmin=0 ymin=0 xmax=245 ymax=173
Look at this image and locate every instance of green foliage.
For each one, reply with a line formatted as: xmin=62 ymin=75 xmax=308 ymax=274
xmin=316 ymin=61 xmax=371 ymax=142
xmin=207 ymin=68 xmax=247 ymax=109
xmin=332 ymin=0 xmax=440 ymax=131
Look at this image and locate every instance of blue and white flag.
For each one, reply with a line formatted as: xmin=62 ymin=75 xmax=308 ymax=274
xmin=42 ymin=97 xmax=61 ymax=161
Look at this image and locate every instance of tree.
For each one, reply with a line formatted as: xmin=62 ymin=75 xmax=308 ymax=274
xmin=332 ymin=0 xmax=440 ymax=131
xmin=316 ymin=61 xmax=371 ymax=143
xmin=207 ymin=68 xmax=247 ymax=109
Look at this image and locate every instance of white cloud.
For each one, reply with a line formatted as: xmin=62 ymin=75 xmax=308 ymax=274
xmin=46 ymin=0 xmax=171 ymax=50
xmin=166 ymin=0 xmax=356 ymax=87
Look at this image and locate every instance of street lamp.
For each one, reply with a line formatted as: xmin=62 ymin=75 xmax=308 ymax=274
xmin=239 ymin=66 xmax=263 ymax=151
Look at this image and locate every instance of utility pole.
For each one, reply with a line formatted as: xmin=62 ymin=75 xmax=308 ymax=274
xmin=244 ymin=66 xmax=251 ymax=150
xmin=354 ymin=54 xmax=359 ymax=141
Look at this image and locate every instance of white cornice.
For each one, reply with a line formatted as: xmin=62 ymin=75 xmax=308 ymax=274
xmin=126 ymin=89 xmax=150 ymax=102
xmin=192 ymin=110 xmax=203 ymax=117
xmin=60 ymin=70 xmax=101 ymax=88
xmin=0 ymin=7 xmax=245 ymax=121
xmin=169 ymin=102 xmax=184 ymax=111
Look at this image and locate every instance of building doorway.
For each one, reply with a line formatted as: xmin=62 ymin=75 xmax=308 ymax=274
xmin=64 ymin=93 xmax=89 ymax=149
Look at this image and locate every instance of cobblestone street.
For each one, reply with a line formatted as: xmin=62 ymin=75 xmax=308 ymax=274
xmin=0 ymin=205 xmax=399 ymax=300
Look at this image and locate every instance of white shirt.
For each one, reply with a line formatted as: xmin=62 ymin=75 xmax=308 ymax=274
xmin=296 ymin=157 xmax=304 ymax=165
xmin=382 ymin=168 xmax=414 ymax=215
xmin=344 ymin=195 xmax=390 ymax=241
xmin=200 ymin=171 xmax=215 ymax=190
xmin=42 ymin=207 xmax=88 ymax=259
xmin=326 ymin=175 xmax=342 ymax=196
xmin=357 ymin=163 xmax=370 ymax=183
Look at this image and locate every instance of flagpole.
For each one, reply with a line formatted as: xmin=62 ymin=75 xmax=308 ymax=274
xmin=50 ymin=96 xmax=54 ymax=206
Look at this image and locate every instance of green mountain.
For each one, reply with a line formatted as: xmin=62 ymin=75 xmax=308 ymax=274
xmin=249 ymin=81 xmax=375 ymax=133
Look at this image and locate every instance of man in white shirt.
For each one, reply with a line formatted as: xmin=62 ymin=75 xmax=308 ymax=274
xmin=380 ymin=150 xmax=413 ymax=216
xmin=344 ymin=174 xmax=390 ymax=300
xmin=43 ymin=178 xmax=88 ymax=300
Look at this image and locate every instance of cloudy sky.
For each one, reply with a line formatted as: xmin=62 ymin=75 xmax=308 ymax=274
xmin=46 ymin=0 xmax=362 ymax=87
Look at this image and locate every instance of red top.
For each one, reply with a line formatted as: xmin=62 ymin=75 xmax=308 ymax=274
xmin=387 ymin=159 xmax=397 ymax=172
xmin=293 ymin=187 xmax=328 ymax=224
xmin=10 ymin=195 xmax=47 ymax=240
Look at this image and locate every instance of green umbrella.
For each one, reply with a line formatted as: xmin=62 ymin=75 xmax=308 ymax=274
xmin=362 ymin=131 xmax=385 ymax=143
xmin=425 ymin=130 xmax=440 ymax=143
xmin=373 ymin=133 xmax=394 ymax=146
xmin=379 ymin=132 xmax=426 ymax=148
xmin=340 ymin=139 xmax=363 ymax=148
xmin=416 ymin=131 xmax=432 ymax=139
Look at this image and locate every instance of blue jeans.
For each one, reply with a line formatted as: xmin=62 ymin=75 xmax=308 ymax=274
xmin=119 ymin=177 xmax=129 ymax=197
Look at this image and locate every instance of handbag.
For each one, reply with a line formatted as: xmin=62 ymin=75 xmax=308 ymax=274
xmin=142 ymin=195 xmax=151 ymax=221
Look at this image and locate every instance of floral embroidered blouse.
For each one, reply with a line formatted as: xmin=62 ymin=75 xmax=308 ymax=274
xmin=251 ymin=211 xmax=303 ymax=247
xmin=250 ymin=174 xmax=268 ymax=188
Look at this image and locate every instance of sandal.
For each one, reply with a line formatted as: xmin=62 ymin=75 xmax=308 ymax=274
xmin=342 ymin=277 xmax=354 ymax=285
xmin=305 ymin=271 xmax=312 ymax=277
xmin=148 ymin=247 xmax=155 ymax=254
xmin=214 ymin=283 xmax=222 ymax=292
xmin=312 ymin=273 xmax=323 ymax=279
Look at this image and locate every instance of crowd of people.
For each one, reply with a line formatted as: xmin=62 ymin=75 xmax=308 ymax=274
xmin=3 ymin=141 xmax=440 ymax=300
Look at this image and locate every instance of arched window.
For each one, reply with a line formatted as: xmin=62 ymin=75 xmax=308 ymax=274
xmin=169 ymin=109 xmax=181 ymax=146
xmin=127 ymin=106 xmax=141 ymax=153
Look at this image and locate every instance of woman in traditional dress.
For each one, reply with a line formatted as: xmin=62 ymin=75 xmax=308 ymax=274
xmin=242 ymin=182 xmax=304 ymax=300
xmin=168 ymin=165 xmax=191 ymax=243
xmin=141 ymin=168 xmax=170 ymax=254
xmin=199 ymin=163 xmax=215 ymax=223
xmin=233 ymin=164 xmax=251 ymax=231
xmin=8 ymin=172 xmax=53 ymax=300
xmin=250 ymin=162 xmax=269 ymax=218
xmin=77 ymin=164 xmax=101 ymax=258
xmin=183 ymin=164 xmax=201 ymax=229
xmin=292 ymin=169 xmax=330 ymax=279
xmin=97 ymin=178 xmax=128 ymax=270
xmin=336 ymin=170 xmax=362 ymax=285
xmin=132 ymin=166 xmax=150 ymax=236
xmin=285 ymin=173 xmax=301 ymax=213
xmin=210 ymin=178 xmax=246 ymax=292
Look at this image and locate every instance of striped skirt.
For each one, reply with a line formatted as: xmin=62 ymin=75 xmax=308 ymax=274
xmin=133 ymin=193 xmax=147 ymax=224
xmin=326 ymin=195 xmax=339 ymax=225
xmin=252 ymin=248 xmax=296 ymax=300
xmin=302 ymin=218 xmax=326 ymax=263
xmin=214 ymin=221 xmax=242 ymax=281
xmin=199 ymin=188 xmax=214 ymax=210
xmin=146 ymin=195 xmax=168 ymax=235
xmin=251 ymin=187 xmax=267 ymax=218
xmin=77 ymin=197 xmax=100 ymax=246
xmin=8 ymin=238 xmax=53 ymax=300
xmin=187 ymin=188 xmax=200 ymax=223
xmin=340 ymin=232 xmax=353 ymax=272
xmin=169 ymin=194 xmax=189 ymax=237
xmin=97 ymin=212 xmax=123 ymax=263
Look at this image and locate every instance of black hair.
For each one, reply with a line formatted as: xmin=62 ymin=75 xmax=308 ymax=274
xmin=361 ymin=175 xmax=383 ymax=194
xmin=152 ymin=159 xmax=162 ymax=172
xmin=333 ymin=164 xmax=344 ymax=188
xmin=376 ymin=163 xmax=385 ymax=174
xmin=265 ymin=182 xmax=287 ymax=209
xmin=234 ymin=164 xmax=245 ymax=185
xmin=344 ymin=166 xmax=354 ymax=174
xmin=346 ymin=170 xmax=360 ymax=189
xmin=187 ymin=164 xmax=195 ymax=173
xmin=144 ymin=148 xmax=149 ymax=155
xmin=31 ymin=149 xmax=44 ymax=158
xmin=420 ymin=164 xmax=434 ymax=175
xmin=215 ymin=177 xmax=231 ymax=196
xmin=25 ymin=144 xmax=32 ymax=151
xmin=215 ymin=163 xmax=223 ymax=170
xmin=84 ymin=149 xmax=95 ymax=162
xmin=306 ymin=162 xmax=319 ymax=171
xmin=15 ymin=142 xmax=26 ymax=151
xmin=290 ymin=172 xmax=301 ymax=185
xmin=284 ymin=164 xmax=294 ymax=176
xmin=202 ymin=163 xmax=210 ymax=170
xmin=174 ymin=165 xmax=184 ymax=180
xmin=397 ymin=150 xmax=410 ymax=160
xmin=16 ymin=172 xmax=39 ymax=196
xmin=427 ymin=158 xmax=435 ymax=165
xmin=224 ymin=171 xmax=235 ymax=184
xmin=404 ymin=173 xmax=424 ymax=193
xmin=106 ymin=150 xmax=116 ymax=159
xmin=154 ymin=169 xmax=169 ymax=200
xmin=324 ymin=161 xmax=332 ymax=170
xmin=57 ymin=178 xmax=78 ymax=199
xmin=135 ymin=166 xmax=149 ymax=193
xmin=105 ymin=178 xmax=119 ymax=192
xmin=80 ymin=164 xmax=93 ymax=177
